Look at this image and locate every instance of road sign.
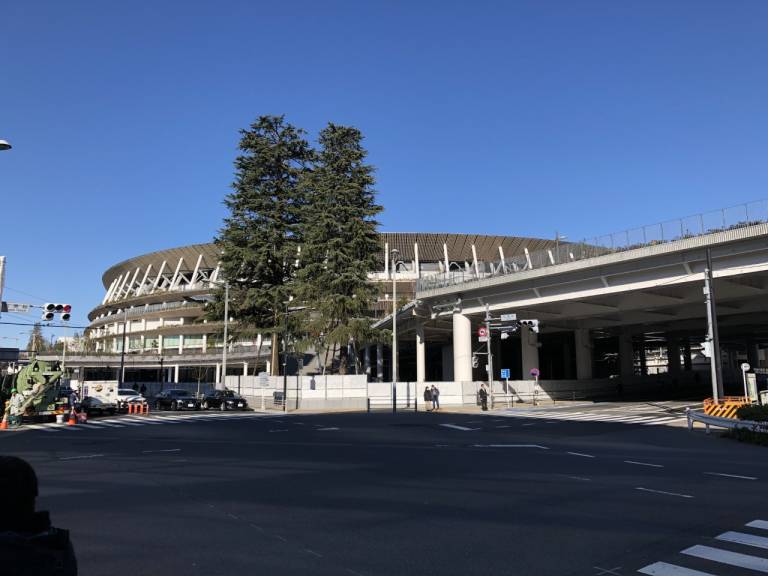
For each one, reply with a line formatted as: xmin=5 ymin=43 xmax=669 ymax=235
xmin=478 ymin=336 xmax=488 ymax=343
xmin=530 ymin=368 xmax=540 ymax=377
xmin=500 ymin=368 xmax=510 ymax=379
xmin=477 ymin=326 xmax=488 ymax=337
xmin=741 ymin=362 xmax=751 ymax=372
xmin=1 ymin=302 xmax=30 ymax=314
xmin=500 ymin=313 xmax=517 ymax=322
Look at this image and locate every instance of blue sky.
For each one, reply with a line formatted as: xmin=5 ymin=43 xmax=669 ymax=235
xmin=1 ymin=0 xmax=767 ymax=342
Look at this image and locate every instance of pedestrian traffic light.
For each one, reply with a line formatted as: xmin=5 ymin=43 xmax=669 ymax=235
xmin=519 ymin=319 xmax=540 ymax=333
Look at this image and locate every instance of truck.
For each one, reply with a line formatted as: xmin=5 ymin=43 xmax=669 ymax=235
xmin=0 ymin=357 xmax=71 ymax=426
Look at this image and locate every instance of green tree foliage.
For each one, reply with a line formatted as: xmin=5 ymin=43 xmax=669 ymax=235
xmin=26 ymin=323 xmax=47 ymax=353
xmin=214 ymin=115 xmax=314 ymax=374
xmin=297 ymin=123 xmax=383 ymax=373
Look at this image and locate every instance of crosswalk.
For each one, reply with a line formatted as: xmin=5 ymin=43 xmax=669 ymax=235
xmin=19 ymin=411 xmax=279 ymax=433
xmin=495 ymin=404 xmax=690 ymax=427
xmin=638 ymin=519 xmax=768 ymax=575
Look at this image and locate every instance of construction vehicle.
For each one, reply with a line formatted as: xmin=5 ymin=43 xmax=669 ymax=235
xmin=1 ymin=357 xmax=70 ymax=426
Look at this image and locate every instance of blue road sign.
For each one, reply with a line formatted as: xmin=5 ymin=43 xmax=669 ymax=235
xmin=500 ymin=368 xmax=510 ymax=379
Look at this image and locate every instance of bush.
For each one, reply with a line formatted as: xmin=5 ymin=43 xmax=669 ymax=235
xmin=736 ymin=405 xmax=768 ymax=422
xmin=724 ymin=427 xmax=768 ymax=446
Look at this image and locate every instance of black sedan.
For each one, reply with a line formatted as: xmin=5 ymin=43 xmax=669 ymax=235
xmin=200 ymin=389 xmax=248 ymax=411
xmin=155 ymin=389 xmax=200 ymax=411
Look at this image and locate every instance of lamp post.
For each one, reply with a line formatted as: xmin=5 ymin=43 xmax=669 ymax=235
xmin=220 ymin=282 xmax=229 ymax=391
xmin=391 ymin=248 xmax=401 ymax=412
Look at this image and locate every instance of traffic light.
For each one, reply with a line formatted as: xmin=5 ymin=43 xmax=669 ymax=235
xmin=41 ymin=303 xmax=72 ymax=322
xmin=471 ymin=354 xmax=479 ymax=368
xmin=519 ymin=319 xmax=540 ymax=333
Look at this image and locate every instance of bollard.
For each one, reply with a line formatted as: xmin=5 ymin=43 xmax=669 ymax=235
xmin=367 ymin=398 xmax=370 ymax=413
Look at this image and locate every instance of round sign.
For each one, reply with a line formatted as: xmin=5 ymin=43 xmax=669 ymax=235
xmin=741 ymin=362 xmax=751 ymax=372
xmin=530 ymin=368 xmax=540 ymax=377
xmin=477 ymin=327 xmax=488 ymax=337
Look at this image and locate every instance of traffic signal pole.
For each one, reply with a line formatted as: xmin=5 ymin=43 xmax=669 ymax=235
xmin=485 ymin=304 xmax=494 ymax=409
xmin=704 ymin=248 xmax=724 ymax=401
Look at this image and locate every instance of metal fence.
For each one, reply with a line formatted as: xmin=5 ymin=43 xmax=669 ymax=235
xmin=417 ymin=199 xmax=768 ymax=292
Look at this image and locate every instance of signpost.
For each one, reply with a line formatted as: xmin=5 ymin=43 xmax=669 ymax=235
xmin=500 ymin=368 xmax=511 ymax=407
xmin=530 ymin=368 xmax=540 ymax=406
xmin=1 ymin=302 xmax=30 ymax=314
xmin=477 ymin=326 xmax=488 ymax=343
xmin=741 ymin=362 xmax=751 ymax=402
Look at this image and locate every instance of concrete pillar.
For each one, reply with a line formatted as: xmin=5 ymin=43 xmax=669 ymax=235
xmin=202 ymin=334 xmax=208 ymax=353
xmin=215 ymin=363 xmax=221 ymax=384
xmin=243 ymin=361 xmax=248 ymax=376
xmin=416 ymin=325 xmax=426 ymax=383
xmin=364 ymin=347 xmax=371 ymax=378
xmin=376 ymin=344 xmax=384 ymax=382
xmin=442 ymin=345 xmax=454 ymax=381
xmin=667 ymin=337 xmax=681 ymax=375
xmin=173 ymin=364 xmax=180 ymax=383
xmin=521 ymin=326 xmax=539 ymax=379
xmin=683 ymin=340 xmax=692 ymax=370
xmin=574 ymin=329 xmax=593 ymax=380
xmin=453 ymin=313 xmax=473 ymax=383
xmin=179 ymin=334 xmax=184 ymax=354
xmin=619 ymin=331 xmax=634 ymax=381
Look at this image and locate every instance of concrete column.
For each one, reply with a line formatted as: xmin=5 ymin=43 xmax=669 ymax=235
xmin=442 ymin=345 xmax=454 ymax=381
xmin=215 ymin=363 xmax=221 ymax=384
xmin=574 ymin=329 xmax=593 ymax=380
xmin=667 ymin=337 xmax=681 ymax=375
xmin=243 ymin=361 xmax=248 ymax=376
xmin=173 ymin=365 xmax=180 ymax=383
xmin=453 ymin=313 xmax=473 ymax=383
xmin=179 ymin=334 xmax=184 ymax=354
xmin=416 ymin=325 xmax=426 ymax=383
xmin=619 ymin=331 xmax=634 ymax=381
xmin=202 ymin=334 xmax=208 ymax=353
xmin=376 ymin=344 xmax=384 ymax=382
xmin=521 ymin=327 xmax=539 ymax=379
xmin=363 ymin=347 xmax=371 ymax=379
xmin=683 ymin=340 xmax=692 ymax=370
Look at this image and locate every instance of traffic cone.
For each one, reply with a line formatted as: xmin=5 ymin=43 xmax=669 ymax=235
xmin=1 ymin=413 xmax=8 ymax=430
xmin=67 ymin=410 xmax=77 ymax=426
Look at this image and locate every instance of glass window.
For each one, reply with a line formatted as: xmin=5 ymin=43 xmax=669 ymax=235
xmin=164 ymin=336 xmax=180 ymax=347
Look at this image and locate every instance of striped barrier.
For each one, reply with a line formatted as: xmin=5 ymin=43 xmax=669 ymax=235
xmin=702 ymin=397 xmax=749 ymax=419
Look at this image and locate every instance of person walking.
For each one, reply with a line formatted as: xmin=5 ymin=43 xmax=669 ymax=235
xmin=431 ymin=385 xmax=440 ymax=411
xmin=479 ymin=384 xmax=489 ymax=411
xmin=423 ymin=386 xmax=432 ymax=411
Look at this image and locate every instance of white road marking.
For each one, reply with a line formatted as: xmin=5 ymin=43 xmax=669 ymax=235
xmin=473 ymin=444 xmax=549 ymax=449
xmin=635 ymin=487 xmax=693 ymax=499
xmin=625 ymin=460 xmax=664 ymax=468
xmin=142 ymin=448 xmax=181 ymax=454
xmin=304 ymin=549 xmax=323 ymax=558
xmin=716 ymin=531 xmax=768 ymax=550
xmin=638 ymin=561 xmax=718 ymax=575
xmin=59 ymin=454 xmax=104 ymax=461
xmin=317 ymin=427 xmax=340 ymax=431
xmin=565 ymin=476 xmax=591 ymax=482
xmin=704 ymin=472 xmax=757 ymax=480
xmin=495 ymin=425 xmax=512 ymax=428
xmin=275 ymin=535 xmax=288 ymax=542
xmin=521 ymin=423 xmax=537 ymax=427
xmin=440 ymin=424 xmax=476 ymax=431
xmin=567 ymin=452 xmax=595 ymax=458
xmin=682 ymin=544 xmax=768 ymax=572
xmin=747 ymin=520 xmax=768 ymax=531
xmin=269 ymin=429 xmax=290 ymax=433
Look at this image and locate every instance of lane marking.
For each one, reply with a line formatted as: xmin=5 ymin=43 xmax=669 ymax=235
xmin=747 ymin=520 xmax=768 ymax=531
xmin=275 ymin=535 xmax=288 ymax=542
xmin=59 ymin=454 xmax=104 ymax=461
xmin=635 ymin=487 xmax=693 ymax=499
xmin=625 ymin=460 xmax=664 ymax=468
xmin=269 ymin=429 xmax=290 ymax=433
xmin=567 ymin=452 xmax=595 ymax=458
xmin=495 ymin=425 xmax=512 ymax=428
xmin=638 ymin=561 xmax=718 ymax=575
xmin=682 ymin=544 xmax=768 ymax=572
xmin=473 ymin=444 xmax=549 ymax=449
xmin=249 ymin=523 xmax=265 ymax=532
xmin=705 ymin=472 xmax=757 ymax=480
xmin=521 ymin=423 xmax=537 ymax=427
xmin=317 ymin=427 xmax=340 ymax=431
xmin=142 ymin=449 xmax=181 ymax=454
xmin=304 ymin=549 xmax=323 ymax=558
xmin=565 ymin=476 xmax=591 ymax=482
xmin=440 ymin=424 xmax=477 ymax=431
xmin=716 ymin=531 xmax=768 ymax=550
xmin=593 ymin=567 xmax=622 ymax=576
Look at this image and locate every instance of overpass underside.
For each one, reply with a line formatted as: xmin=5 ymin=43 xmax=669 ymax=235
xmin=373 ymin=223 xmax=768 ymax=400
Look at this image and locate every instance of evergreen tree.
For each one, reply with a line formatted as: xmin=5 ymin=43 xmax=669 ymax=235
xmin=214 ymin=115 xmax=314 ymax=375
xmin=26 ymin=323 xmax=46 ymax=353
xmin=297 ymin=123 xmax=382 ymax=373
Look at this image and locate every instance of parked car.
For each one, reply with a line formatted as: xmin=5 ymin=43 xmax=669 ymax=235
xmin=155 ymin=389 xmax=200 ymax=411
xmin=200 ymin=389 xmax=248 ymax=411
xmin=117 ymin=388 xmax=145 ymax=408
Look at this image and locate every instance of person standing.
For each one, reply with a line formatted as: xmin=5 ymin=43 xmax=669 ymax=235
xmin=431 ymin=385 xmax=440 ymax=411
xmin=423 ymin=386 xmax=432 ymax=411
xmin=479 ymin=384 xmax=489 ymax=411
xmin=139 ymin=383 xmax=147 ymax=396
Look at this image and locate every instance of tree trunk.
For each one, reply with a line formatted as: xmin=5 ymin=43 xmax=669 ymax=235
xmin=339 ymin=345 xmax=348 ymax=375
xmin=271 ymin=331 xmax=279 ymax=376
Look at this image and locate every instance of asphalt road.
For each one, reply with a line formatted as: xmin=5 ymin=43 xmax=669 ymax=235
xmin=2 ymin=404 xmax=767 ymax=576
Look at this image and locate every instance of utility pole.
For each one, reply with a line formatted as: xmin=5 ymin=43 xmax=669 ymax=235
xmin=282 ymin=299 xmax=289 ymax=412
xmin=220 ymin=282 xmax=229 ymax=391
xmin=704 ymin=248 xmax=724 ymax=401
xmin=118 ymin=309 xmax=127 ymax=387
xmin=485 ymin=304 xmax=494 ymax=409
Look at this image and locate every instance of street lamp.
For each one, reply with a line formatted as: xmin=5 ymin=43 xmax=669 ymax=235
xmin=390 ymin=248 xmax=404 ymax=412
xmin=0 ymin=139 xmax=11 ymax=151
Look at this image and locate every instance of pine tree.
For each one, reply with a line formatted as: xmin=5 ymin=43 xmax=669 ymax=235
xmin=214 ymin=115 xmax=314 ymax=375
xmin=297 ymin=123 xmax=383 ymax=373
xmin=26 ymin=323 xmax=46 ymax=353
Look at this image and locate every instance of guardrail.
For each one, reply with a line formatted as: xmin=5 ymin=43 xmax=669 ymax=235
xmin=686 ymin=408 xmax=768 ymax=435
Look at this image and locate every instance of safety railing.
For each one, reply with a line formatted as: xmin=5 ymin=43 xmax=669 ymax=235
xmin=686 ymin=407 xmax=768 ymax=435
xmin=417 ymin=199 xmax=768 ymax=292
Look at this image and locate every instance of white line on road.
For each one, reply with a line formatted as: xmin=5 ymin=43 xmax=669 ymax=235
xmin=142 ymin=449 xmax=181 ymax=454
xmin=625 ymin=460 xmax=664 ymax=468
xmin=473 ymin=444 xmax=549 ymax=449
xmin=638 ymin=561 xmax=718 ymax=575
xmin=304 ymin=549 xmax=323 ymax=558
xmin=704 ymin=472 xmax=758 ymax=480
xmin=567 ymin=452 xmax=595 ymax=458
xmin=317 ymin=427 xmax=340 ymax=431
xmin=440 ymin=424 xmax=477 ymax=431
xmin=565 ymin=476 xmax=591 ymax=482
xmin=747 ymin=520 xmax=768 ymax=531
xmin=682 ymin=544 xmax=768 ymax=572
xmin=495 ymin=425 xmax=512 ymax=428
xmin=59 ymin=454 xmax=104 ymax=461
xmin=635 ymin=487 xmax=693 ymax=499
xmin=521 ymin=423 xmax=537 ymax=426
xmin=269 ymin=429 xmax=290 ymax=433
xmin=716 ymin=531 xmax=768 ymax=550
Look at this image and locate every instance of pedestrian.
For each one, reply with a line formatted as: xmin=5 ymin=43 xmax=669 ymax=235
xmin=139 ymin=383 xmax=147 ymax=396
xmin=479 ymin=384 xmax=489 ymax=411
xmin=0 ymin=456 xmax=78 ymax=575
xmin=8 ymin=389 xmax=24 ymax=428
xmin=431 ymin=385 xmax=440 ymax=411
xmin=423 ymin=386 xmax=432 ymax=411
xmin=132 ymin=383 xmax=139 ymax=392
